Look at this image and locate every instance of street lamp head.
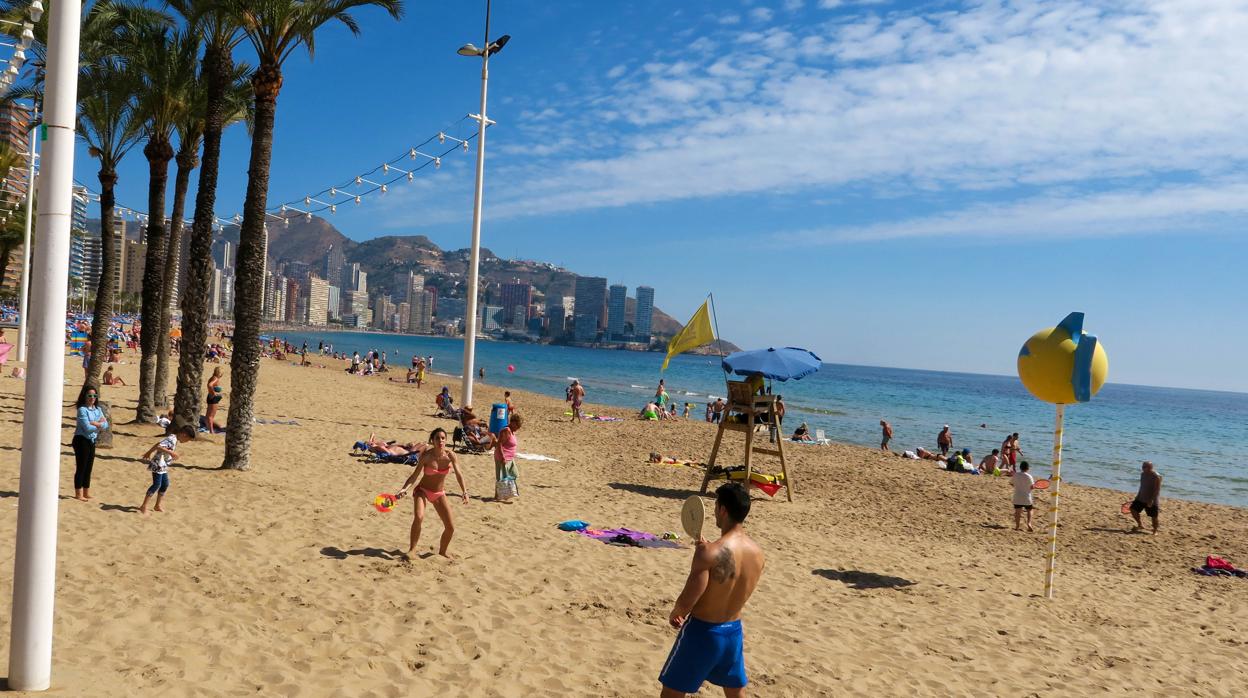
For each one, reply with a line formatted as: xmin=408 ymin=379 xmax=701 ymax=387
xmin=487 ymin=35 xmax=511 ymax=55
xmin=457 ymin=43 xmax=483 ymax=57
xmin=29 ymin=1 xmax=43 ymax=23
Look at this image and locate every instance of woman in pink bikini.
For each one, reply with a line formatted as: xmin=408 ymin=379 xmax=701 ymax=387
xmin=395 ymin=428 xmax=468 ymax=558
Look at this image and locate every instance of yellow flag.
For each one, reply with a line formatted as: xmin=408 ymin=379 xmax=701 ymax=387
xmin=662 ymin=300 xmax=716 ymax=371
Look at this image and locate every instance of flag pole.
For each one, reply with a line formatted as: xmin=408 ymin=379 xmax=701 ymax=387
xmin=707 ymin=292 xmax=723 ymax=358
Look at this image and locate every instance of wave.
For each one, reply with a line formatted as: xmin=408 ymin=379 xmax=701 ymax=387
xmin=789 ymin=404 xmax=849 ymax=416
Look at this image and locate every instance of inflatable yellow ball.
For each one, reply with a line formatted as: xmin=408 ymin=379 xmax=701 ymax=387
xmin=1017 ymin=312 xmax=1109 ymax=404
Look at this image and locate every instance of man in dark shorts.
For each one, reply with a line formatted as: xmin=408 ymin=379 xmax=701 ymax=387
xmin=937 ymin=425 xmax=952 ymax=455
xmin=660 ymin=484 xmax=764 ymax=697
xmin=1130 ymin=461 xmax=1162 ymax=535
xmin=880 ymin=420 xmax=893 ymax=451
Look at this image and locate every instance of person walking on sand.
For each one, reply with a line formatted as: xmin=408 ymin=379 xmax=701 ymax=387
xmin=659 ymin=483 xmax=764 ymax=698
xmin=139 ymin=424 xmax=195 ymax=516
xmin=394 ymin=428 xmax=469 ymax=558
xmin=880 ymin=420 xmax=893 ymax=451
xmin=493 ymin=413 xmax=522 ymax=502
xmin=205 ymin=366 xmax=225 ymax=433
xmin=569 ymin=380 xmax=585 ymax=422
xmin=1130 ymin=461 xmax=1163 ymax=535
xmin=1012 ymin=461 xmax=1036 ymax=531
xmin=72 ymin=384 xmax=108 ymax=501
xmin=937 ymin=425 xmax=953 ymax=456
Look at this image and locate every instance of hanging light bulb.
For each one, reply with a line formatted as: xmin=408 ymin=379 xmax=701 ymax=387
xmin=438 ymin=132 xmax=446 ymax=144
xmin=354 ymin=196 xmax=361 ymax=205
xmin=305 ymin=212 xmax=311 ymax=222
xmin=407 ymin=172 xmax=413 ymax=182
xmin=279 ymin=205 xmax=286 ymax=213
xmin=330 ymin=187 xmax=337 ymax=197
xmin=409 ymin=148 xmax=417 ymax=159
xmin=434 ymin=157 xmax=441 ymax=169
xmin=462 ymin=140 xmax=469 ymax=152
xmin=304 ymin=195 xmax=311 ymax=205
xmin=330 ymin=205 xmax=336 ymax=214
xmin=284 ymin=217 xmax=290 ymax=227
xmin=354 ymin=176 xmax=362 ymax=185
xmin=13 ymin=48 xmax=26 ymax=62
xmin=382 ymin=163 xmax=389 ymax=172
xmin=30 ymin=0 xmax=44 ymax=22
xmin=380 ymin=184 xmax=387 ymax=194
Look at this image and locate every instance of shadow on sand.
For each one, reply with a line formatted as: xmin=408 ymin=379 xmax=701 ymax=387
xmin=813 ymin=568 xmax=917 ymax=590
xmin=320 ymin=546 xmax=401 ymax=561
xmin=608 ymin=482 xmax=697 ymax=501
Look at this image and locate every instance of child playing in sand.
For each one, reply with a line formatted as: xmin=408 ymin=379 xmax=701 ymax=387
xmin=140 ymin=425 xmax=195 ymax=515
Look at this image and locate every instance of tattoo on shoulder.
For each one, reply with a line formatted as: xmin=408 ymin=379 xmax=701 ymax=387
xmin=710 ymin=548 xmax=735 ymax=583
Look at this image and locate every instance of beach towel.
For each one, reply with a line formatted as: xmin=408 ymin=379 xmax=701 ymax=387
xmin=576 ymin=527 xmax=681 ymax=549
xmin=516 ymin=453 xmax=559 ymax=462
xmin=1192 ymin=556 xmax=1247 ymax=578
xmin=557 ymin=520 xmax=590 ymax=531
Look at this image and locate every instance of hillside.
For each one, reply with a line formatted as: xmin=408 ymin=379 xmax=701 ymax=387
xmin=94 ymin=213 xmax=736 ymax=347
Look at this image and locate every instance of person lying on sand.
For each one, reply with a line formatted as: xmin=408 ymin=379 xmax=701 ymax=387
xmin=660 ymin=483 xmax=764 ymax=698
xmin=394 ymin=428 xmax=468 ymax=559
xmin=362 ymin=433 xmax=426 ymax=457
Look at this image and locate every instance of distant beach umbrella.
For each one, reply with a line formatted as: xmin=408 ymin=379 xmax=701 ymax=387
xmin=721 ymin=347 xmax=822 ymax=382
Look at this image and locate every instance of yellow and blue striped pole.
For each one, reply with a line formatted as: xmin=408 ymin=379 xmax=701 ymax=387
xmin=1043 ymin=404 xmax=1065 ymax=599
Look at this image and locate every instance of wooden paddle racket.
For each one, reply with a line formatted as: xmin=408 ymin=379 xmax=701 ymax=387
xmin=1032 ymin=479 xmax=1051 ymax=490
xmin=681 ymin=495 xmax=705 ymax=540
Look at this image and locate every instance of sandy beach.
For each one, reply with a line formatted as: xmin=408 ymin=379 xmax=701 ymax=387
xmin=1 ymin=354 xmax=1246 ymax=697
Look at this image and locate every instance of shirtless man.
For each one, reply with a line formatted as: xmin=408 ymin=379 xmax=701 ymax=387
xmin=937 ymin=425 xmax=953 ymax=456
xmin=1130 ymin=461 xmax=1163 ymax=535
xmin=659 ymin=483 xmax=764 ymax=697
xmin=569 ymin=380 xmax=586 ymax=423
xmin=880 ymin=420 xmax=893 ymax=451
xmin=979 ymin=448 xmax=1001 ymax=474
xmin=711 ymin=398 xmax=725 ymax=424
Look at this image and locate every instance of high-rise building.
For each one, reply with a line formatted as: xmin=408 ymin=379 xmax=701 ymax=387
xmin=346 ymin=263 xmax=367 ymax=293
xmin=397 ymin=302 xmax=411 ymax=331
xmin=324 ymin=245 xmax=345 ymax=290
xmin=306 ymin=276 xmax=330 ymax=325
xmin=326 ymin=285 xmax=340 ymax=320
xmin=81 ymin=219 xmax=127 ymax=294
xmin=371 ymin=294 xmax=396 ymax=330
xmin=608 ymin=284 xmax=628 ymax=340
xmin=500 ymin=281 xmax=533 ymax=327
xmin=342 ymin=289 xmax=369 ymax=321
xmin=481 ymin=305 xmax=505 ymax=332
xmin=68 ymin=187 xmax=90 ymax=300
xmin=0 ymin=104 xmax=31 ymax=199
xmin=573 ymin=276 xmax=607 ymax=341
xmin=405 ymin=272 xmax=425 ymax=330
xmin=121 ymin=239 xmax=148 ymax=296
xmin=215 ymin=240 xmax=235 ymax=272
xmin=411 ymin=290 xmax=435 ymax=333
xmin=634 ymin=286 xmax=655 ymax=342
xmin=210 ymin=267 xmax=224 ymax=317
xmin=544 ymin=294 xmax=565 ymax=334
xmin=284 ymin=278 xmax=302 ymax=323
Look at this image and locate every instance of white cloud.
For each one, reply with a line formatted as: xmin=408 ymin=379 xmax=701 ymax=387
xmin=606 ymin=64 xmax=627 ymax=79
xmin=717 ymin=13 xmax=741 ymax=25
xmin=475 ymin=0 xmax=1248 ymax=242
xmin=750 ymin=7 xmax=774 ymax=22
xmin=783 ymin=0 xmax=804 ymax=10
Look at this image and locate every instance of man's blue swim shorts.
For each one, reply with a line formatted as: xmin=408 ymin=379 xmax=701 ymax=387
xmin=658 ymin=617 xmax=747 ymax=693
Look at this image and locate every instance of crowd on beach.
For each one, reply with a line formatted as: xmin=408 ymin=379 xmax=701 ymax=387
xmin=39 ymin=323 xmax=1172 ymax=696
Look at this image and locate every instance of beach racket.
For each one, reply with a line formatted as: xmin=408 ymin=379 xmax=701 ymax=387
xmin=1032 ymin=479 xmax=1050 ymax=490
xmin=681 ymin=495 xmax=705 ymax=540
xmin=373 ymin=493 xmax=398 ymax=513
xmin=1121 ymin=501 xmax=1133 ymax=515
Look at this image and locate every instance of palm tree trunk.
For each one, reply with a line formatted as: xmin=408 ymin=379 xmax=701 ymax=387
xmin=224 ymin=64 xmax=282 ymax=470
xmin=86 ymin=171 xmax=119 ymax=386
xmin=174 ymin=46 xmax=230 ymax=434
xmin=154 ymin=145 xmax=197 ymax=410
xmin=136 ymin=138 xmax=174 ymax=422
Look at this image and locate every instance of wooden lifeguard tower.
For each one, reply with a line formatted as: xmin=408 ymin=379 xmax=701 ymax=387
xmin=700 ymin=380 xmax=793 ymax=502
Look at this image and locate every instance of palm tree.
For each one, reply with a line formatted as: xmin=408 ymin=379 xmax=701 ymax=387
xmin=166 ymin=0 xmax=249 ymax=433
xmin=164 ymin=56 xmax=252 ymax=431
xmin=77 ymin=57 xmax=144 ymax=386
xmin=129 ymin=22 xmax=194 ymax=422
xmin=222 ymin=0 xmax=403 ymax=470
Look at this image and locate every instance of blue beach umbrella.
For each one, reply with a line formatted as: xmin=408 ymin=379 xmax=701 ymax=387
xmin=721 ymin=347 xmax=822 ymax=382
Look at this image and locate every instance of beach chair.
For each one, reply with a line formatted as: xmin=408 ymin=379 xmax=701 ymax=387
xmin=701 ymin=380 xmax=793 ymax=502
xmin=452 ymin=425 xmax=493 ymax=454
xmin=814 ymin=429 xmax=830 ymax=445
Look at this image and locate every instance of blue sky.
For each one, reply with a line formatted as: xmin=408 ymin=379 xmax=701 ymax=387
xmin=83 ymin=0 xmax=1248 ymax=393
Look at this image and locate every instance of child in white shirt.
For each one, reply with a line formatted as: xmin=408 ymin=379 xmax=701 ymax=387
xmin=140 ymin=425 xmax=195 ymax=515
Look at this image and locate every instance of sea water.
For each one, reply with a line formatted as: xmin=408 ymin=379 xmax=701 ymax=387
xmin=275 ymin=330 xmax=1248 ymax=508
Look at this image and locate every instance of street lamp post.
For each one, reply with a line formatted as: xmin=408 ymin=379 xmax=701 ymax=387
xmin=8 ymin=0 xmax=80 ymax=690
xmin=457 ymin=0 xmax=509 ymax=410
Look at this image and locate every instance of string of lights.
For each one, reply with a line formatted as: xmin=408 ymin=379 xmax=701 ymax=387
xmin=70 ymin=114 xmax=485 ymax=229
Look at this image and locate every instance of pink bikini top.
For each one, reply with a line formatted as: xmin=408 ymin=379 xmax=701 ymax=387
xmin=423 ymin=464 xmax=451 ymax=476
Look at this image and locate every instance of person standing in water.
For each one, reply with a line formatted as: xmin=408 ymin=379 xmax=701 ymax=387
xmin=659 ymin=483 xmax=764 ymax=697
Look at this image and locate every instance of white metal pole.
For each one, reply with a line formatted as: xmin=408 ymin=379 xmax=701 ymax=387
xmin=459 ymin=21 xmax=491 ymax=410
xmin=16 ymin=121 xmax=38 ymax=362
xmin=8 ymin=0 xmax=81 ymax=690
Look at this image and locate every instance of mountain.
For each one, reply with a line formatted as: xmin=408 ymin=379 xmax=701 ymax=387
xmin=91 ymin=213 xmax=738 ymax=349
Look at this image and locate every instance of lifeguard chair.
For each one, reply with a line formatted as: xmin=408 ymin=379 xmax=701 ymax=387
xmin=700 ymin=380 xmax=793 ymax=502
